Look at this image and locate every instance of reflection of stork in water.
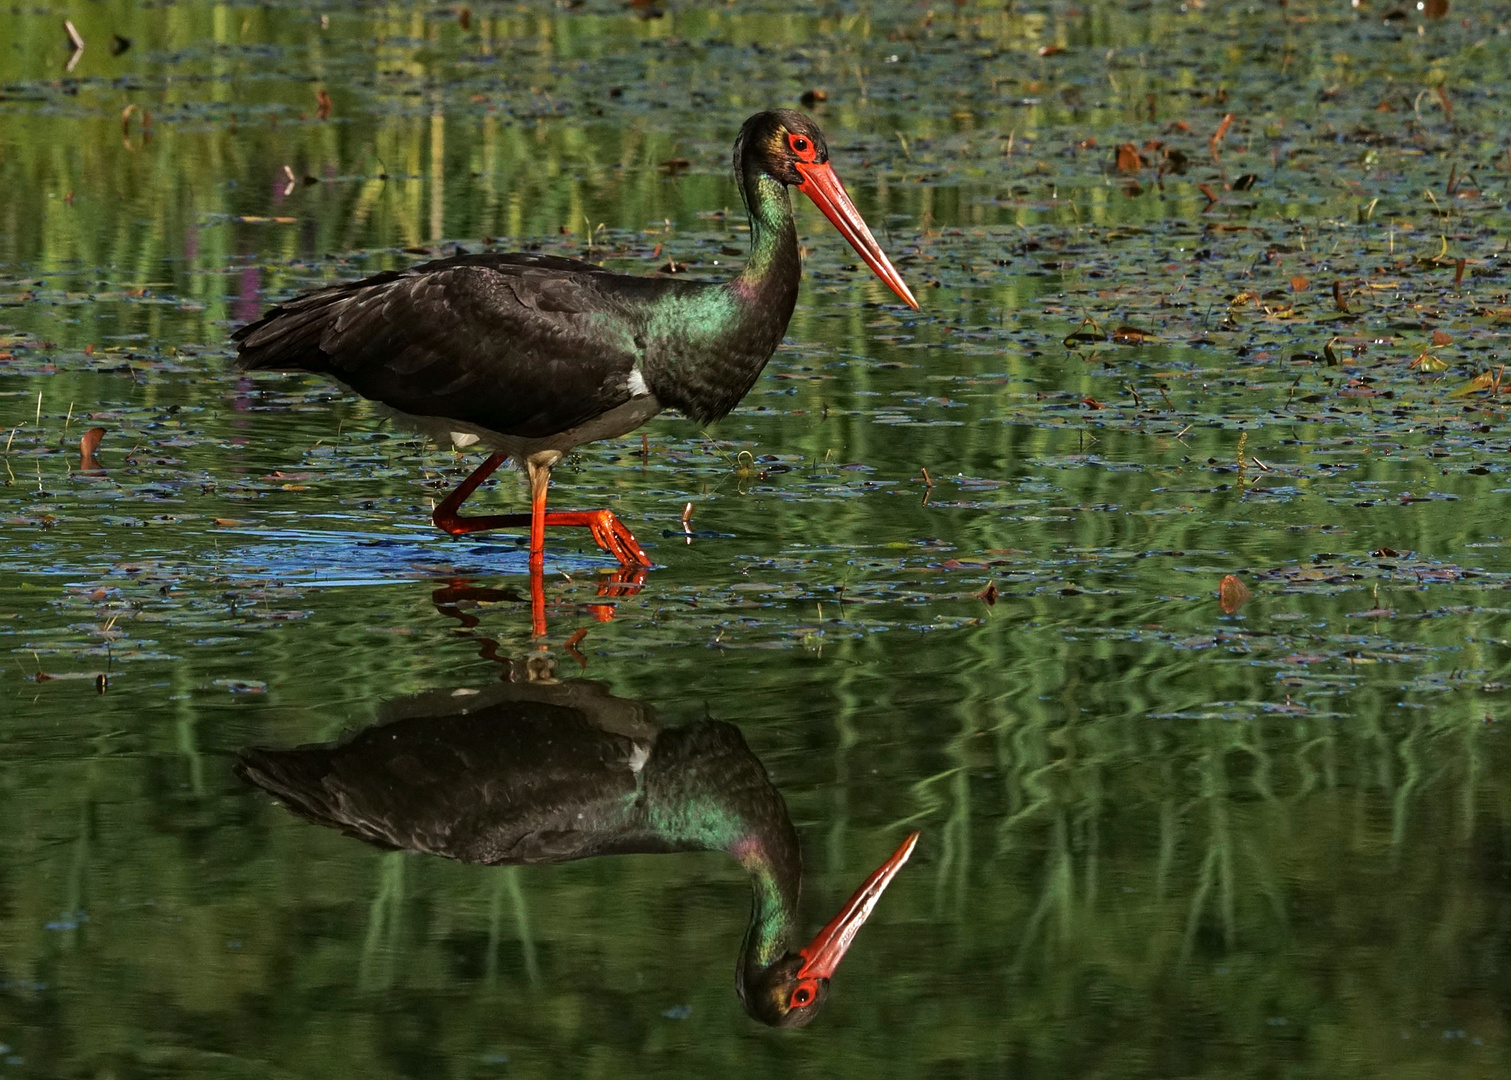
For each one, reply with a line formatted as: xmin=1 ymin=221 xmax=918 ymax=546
xmin=236 ymin=666 xmax=917 ymax=1026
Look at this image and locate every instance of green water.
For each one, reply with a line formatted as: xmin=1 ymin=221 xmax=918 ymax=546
xmin=3 ymin=0 xmax=1511 ymax=1075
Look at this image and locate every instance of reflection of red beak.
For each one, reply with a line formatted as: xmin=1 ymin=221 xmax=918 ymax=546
xmin=795 ymin=160 xmax=920 ymax=311
xmin=797 ymin=831 xmax=920 ymax=979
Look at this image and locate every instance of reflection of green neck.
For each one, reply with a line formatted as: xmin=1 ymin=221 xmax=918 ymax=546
xmin=740 ymin=844 xmax=797 ymax=969
xmin=734 ymin=173 xmax=798 ymax=299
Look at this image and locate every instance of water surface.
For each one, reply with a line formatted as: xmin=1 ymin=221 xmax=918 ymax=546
xmin=3 ymin=1 xmax=1511 ymax=1075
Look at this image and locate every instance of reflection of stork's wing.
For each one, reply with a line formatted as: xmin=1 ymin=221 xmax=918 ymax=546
xmin=377 ymin=678 xmax=659 ymax=741
xmin=237 ymin=694 xmax=659 ymax=865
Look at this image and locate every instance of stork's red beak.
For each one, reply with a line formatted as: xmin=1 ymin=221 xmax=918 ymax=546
xmin=796 ymin=831 xmax=919 ymax=979
xmin=795 ymin=160 xmax=920 ymax=311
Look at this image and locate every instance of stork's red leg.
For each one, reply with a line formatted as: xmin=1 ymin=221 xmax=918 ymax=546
xmin=544 ymin=510 xmax=651 ymax=568
xmin=432 ymin=454 xmax=651 ymax=569
xmin=432 ymin=454 xmax=530 ymax=535
xmin=529 ymin=565 xmax=547 ymax=639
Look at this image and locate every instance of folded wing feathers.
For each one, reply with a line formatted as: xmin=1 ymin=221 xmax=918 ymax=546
xmin=232 ymin=261 xmax=646 ymax=437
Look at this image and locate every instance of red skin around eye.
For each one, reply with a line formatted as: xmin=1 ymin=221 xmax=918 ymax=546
xmin=787 ymin=132 xmax=818 ymax=162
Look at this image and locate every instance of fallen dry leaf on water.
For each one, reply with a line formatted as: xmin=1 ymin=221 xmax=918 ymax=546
xmin=1114 ymin=144 xmax=1144 ymax=173
xmin=1218 ymin=574 xmax=1252 ymax=614
xmin=79 ymin=426 xmax=105 ymax=471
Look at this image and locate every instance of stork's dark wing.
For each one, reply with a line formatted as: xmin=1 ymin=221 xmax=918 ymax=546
xmin=232 ymin=253 xmax=655 ymax=439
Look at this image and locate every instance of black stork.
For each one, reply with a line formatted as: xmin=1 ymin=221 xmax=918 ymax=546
xmin=235 ymin=674 xmax=919 ymax=1027
xmin=231 ymin=110 xmax=917 ymax=584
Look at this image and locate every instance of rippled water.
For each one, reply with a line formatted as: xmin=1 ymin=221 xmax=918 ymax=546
xmin=3 ymin=0 xmax=1511 ymax=1075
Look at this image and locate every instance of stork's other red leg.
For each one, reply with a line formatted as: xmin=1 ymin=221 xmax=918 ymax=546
xmin=526 ymin=460 xmax=550 ymax=574
xmin=432 ymin=454 xmax=533 ymax=536
xmin=545 ymin=510 xmax=651 ymax=567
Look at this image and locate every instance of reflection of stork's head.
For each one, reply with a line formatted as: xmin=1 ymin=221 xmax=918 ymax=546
xmin=735 ymin=831 xmax=919 ymax=1028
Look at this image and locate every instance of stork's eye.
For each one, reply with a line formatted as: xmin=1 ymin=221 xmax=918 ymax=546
xmin=788 ymin=977 xmax=819 ymax=1009
xmin=787 ymin=132 xmax=817 ymax=161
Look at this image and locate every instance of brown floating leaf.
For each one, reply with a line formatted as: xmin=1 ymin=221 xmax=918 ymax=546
xmin=1423 ymin=0 xmax=1448 ymax=18
xmin=1290 ymin=275 xmax=1310 ymax=292
xmin=1218 ymin=574 xmax=1252 ymax=615
xmin=1037 ymin=44 xmax=1065 ymax=57
xmin=1332 ymin=281 xmax=1349 ymax=313
xmin=1114 ymin=143 xmax=1143 ymax=173
xmin=1080 ymin=396 xmax=1105 ymax=410
xmin=1111 ymin=326 xmax=1149 ymax=345
xmin=799 ymin=88 xmax=828 ymax=107
xmin=79 ymin=426 xmax=105 ymax=471
xmin=977 ymin=581 xmax=999 ymax=606
xmin=1432 ymin=329 xmax=1453 ymax=346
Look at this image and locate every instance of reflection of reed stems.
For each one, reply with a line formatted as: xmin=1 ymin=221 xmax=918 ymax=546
xmin=1011 ymin=812 xmax=1071 ymax=975
xmin=61 ymin=801 xmax=91 ymax=951
xmin=1391 ymin=715 xmax=1423 ymax=852
xmin=1156 ymin=791 xmax=1176 ymax=904
xmin=898 ymin=766 xmax=958 ymax=829
xmin=359 ymin=852 xmax=406 ymax=990
xmin=935 ymin=768 xmax=971 ymax=918
xmin=935 ymin=700 xmax=980 ymax=917
xmin=176 ymin=698 xmax=204 ymax=797
xmin=1181 ymin=744 xmax=1234 ymax=961
xmin=825 ymin=660 xmax=862 ymax=886
xmin=485 ymin=866 xmax=539 ymax=988
xmin=1181 ymin=842 xmax=1215 ymax=963
xmin=1461 ymin=718 xmax=1481 ymax=841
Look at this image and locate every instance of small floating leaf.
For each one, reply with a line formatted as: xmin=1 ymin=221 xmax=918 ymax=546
xmin=1218 ymin=575 xmax=1252 ymax=614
